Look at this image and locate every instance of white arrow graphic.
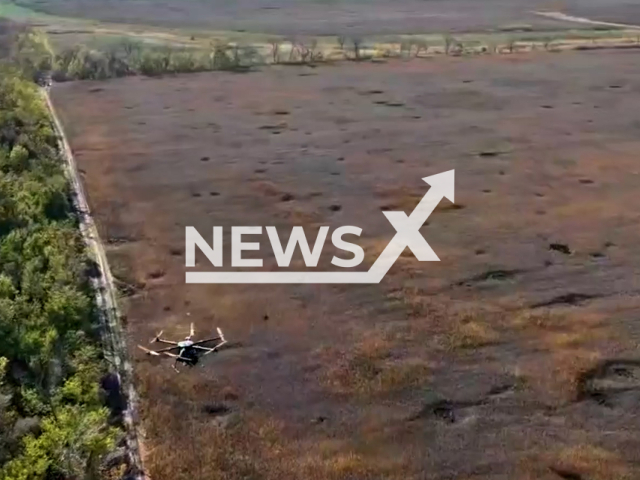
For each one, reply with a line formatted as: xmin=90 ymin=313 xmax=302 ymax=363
xmin=186 ymin=170 xmax=454 ymax=284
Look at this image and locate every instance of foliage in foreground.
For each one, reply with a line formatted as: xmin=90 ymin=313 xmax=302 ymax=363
xmin=0 ymin=64 xmax=120 ymax=479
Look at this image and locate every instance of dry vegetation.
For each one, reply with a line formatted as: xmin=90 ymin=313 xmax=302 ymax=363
xmin=50 ymin=49 xmax=640 ymax=479
xmin=321 ymin=333 xmax=431 ymax=396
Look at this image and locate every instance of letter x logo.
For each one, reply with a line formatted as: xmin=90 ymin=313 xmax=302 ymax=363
xmin=369 ymin=170 xmax=455 ymax=278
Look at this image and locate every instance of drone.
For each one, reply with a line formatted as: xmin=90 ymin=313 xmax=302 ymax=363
xmin=138 ymin=323 xmax=227 ymax=372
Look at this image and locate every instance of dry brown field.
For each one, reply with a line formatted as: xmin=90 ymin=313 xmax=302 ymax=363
xmin=53 ymin=50 xmax=640 ymax=480
xmin=15 ymin=0 xmax=640 ymax=35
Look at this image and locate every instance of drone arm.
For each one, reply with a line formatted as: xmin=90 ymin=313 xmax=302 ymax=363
xmin=150 ymin=330 xmax=179 ymax=345
xmin=139 ymin=344 xmax=182 ymax=356
xmin=155 ymin=345 xmax=182 ymax=353
xmin=138 ymin=345 xmax=160 ymax=356
xmin=167 ymin=352 xmax=192 ymax=362
xmin=192 ymin=337 xmax=221 ymax=346
xmin=168 ymin=348 xmax=191 ymax=360
xmin=192 ymin=328 xmax=225 ymax=345
xmin=192 ymin=342 xmax=227 ymax=355
xmin=191 ymin=345 xmax=217 ymax=352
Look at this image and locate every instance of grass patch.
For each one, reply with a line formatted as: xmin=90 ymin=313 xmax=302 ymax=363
xmin=549 ymin=445 xmax=632 ymax=480
xmin=446 ymin=315 xmax=501 ymax=350
xmin=323 ymin=334 xmax=430 ymax=396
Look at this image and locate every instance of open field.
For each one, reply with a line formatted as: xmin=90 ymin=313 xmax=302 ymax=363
xmin=51 ymin=50 xmax=640 ymax=479
xmin=10 ymin=0 xmax=640 ymax=35
xmin=4 ymin=0 xmax=640 ymax=68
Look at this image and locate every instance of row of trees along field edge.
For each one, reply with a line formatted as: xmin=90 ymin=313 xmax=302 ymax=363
xmin=0 ymin=18 xmax=128 ymax=480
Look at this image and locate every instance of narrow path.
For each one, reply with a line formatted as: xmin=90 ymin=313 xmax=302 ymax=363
xmin=43 ymin=88 xmax=147 ymax=480
xmin=533 ymin=10 xmax=640 ymax=30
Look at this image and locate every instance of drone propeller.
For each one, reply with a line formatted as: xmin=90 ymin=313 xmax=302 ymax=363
xmin=190 ymin=323 xmax=195 ymax=338
xmin=217 ymin=327 xmax=225 ymax=343
xmin=151 ymin=331 xmax=164 ymax=343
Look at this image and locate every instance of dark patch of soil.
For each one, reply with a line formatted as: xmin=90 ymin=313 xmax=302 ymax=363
xmin=531 ymin=293 xmax=601 ymax=308
xmin=202 ymin=403 xmax=231 ymax=416
xmin=549 ymin=243 xmax=572 ymax=255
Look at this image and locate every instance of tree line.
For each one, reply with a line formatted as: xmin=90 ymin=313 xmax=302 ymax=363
xmin=2 ymin=19 xmax=265 ymax=81
xmin=0 ymin=23 xmax=124 ymax=480
xmin=3 ymin=19 xmax=563 ymax=84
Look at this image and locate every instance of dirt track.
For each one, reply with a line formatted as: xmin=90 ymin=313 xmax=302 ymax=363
xmin=534 ymin=11 xmax=640 ymax=30
xmin=45 ymin=90 xmax=146 ymax=480
xmin=52 ymin=50 xmax=640 ymax=479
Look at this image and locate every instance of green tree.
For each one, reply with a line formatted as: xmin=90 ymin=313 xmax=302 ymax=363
xmin=1 ymin=406 xmax=118 ymax=480
xmin=11 ymin=30 xmax=53 ymax=80
xmin=0 ymin=35 xmax=121 ymax=479
xmin=0 ymin=358 xmax=17 ymax=465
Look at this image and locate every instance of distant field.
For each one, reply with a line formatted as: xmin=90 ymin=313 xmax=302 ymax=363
xmin=4 ymin=0 xmax=640 ymax=65
xmin=52 ymin=50 xmax=640 ymax=480
xmin=12 ymin=0 xmax=640 ymax=35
